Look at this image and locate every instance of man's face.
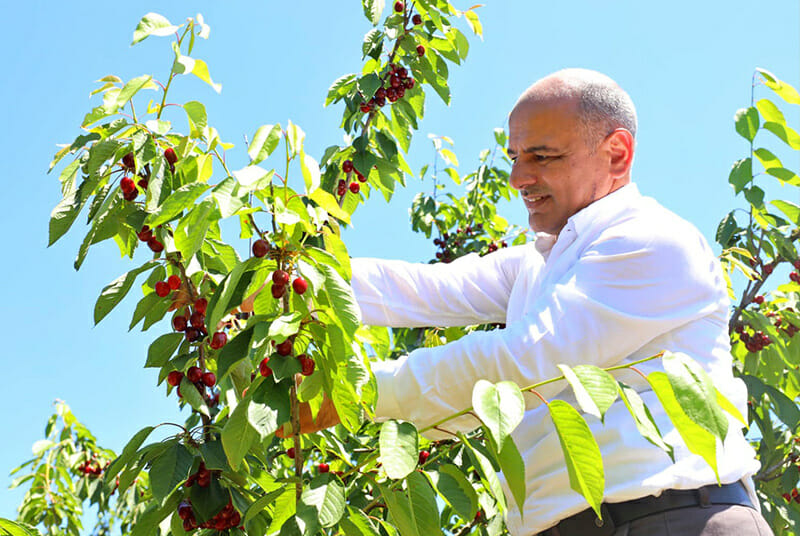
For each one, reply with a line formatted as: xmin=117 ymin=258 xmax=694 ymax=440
xmin=507 ymin=97 xmax=614 ymax=235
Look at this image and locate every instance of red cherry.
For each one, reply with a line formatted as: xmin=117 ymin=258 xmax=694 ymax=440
xmin=396 ymin=87 xmax=406 ymax=99
xmin=754 ymin=295 xmax=765 ymax=304
xmin=196 ymin=471 xmax=210 ymax=488
xmin=253 ymin=239 xmax=270 ymax=258
xmin=230 ymin=512 xmax=241 ymax=526
xmin=190 ymin=311 xmax=205 ymax=329
xmin=194 ymin=297 xmax=208 ymax=314
xmin=168 ymin=370 xmax=184 ymax=387
xmin=272 ymin=270 xmax=290 ymax=286
xmin=177 ymin=502 xmax=193 ymax=520
xmin=187 ymin=366 xmax=202 ymax=383
xmin=356 ymin=171 xmax=366 ymax=183
xmin=202 ymin=372 xmax=216 ymax=387
xmin=376 ymin=88 xmax=387 ymax=99
xmin=168 ymin=275 xmax=181 ymax=290
xmin=412 ymin=13 xmax=422 ymax=25
xmin=172 ymin=315 xmax=187 ymax=332
xmin=164 ymin=147 xmax=178 ymax=165
xmin=185 ymin=327 xmax=200 ymax=342
xmin=276 ymin=339 xmax=293 ymax=356
xmin=349 ymin=182 xmax=360 ymax=194
xmin=342 ymin=160 xmax=354 ymax=173
xmin=137 ymin=178 xmax=148 ymax=190
xmin=182 ymin=518 xmax=195 ymax=531
xmin=122 ymin=152 xmax=135 ymax=169
xmin=318 ymin=463 xmax=330 ymax=473
xmin=210 ymin=331 xmax=227 ymax=350
xmin=791 ymin=271 xmax=800 ymax=283
xmin=394 ymin=1 xmax=404 ymax=12
xmin=764 ymin=264 xmax=774 ymax=275
xmin=298 ymin=355 xmax=315 ymax=376
xmin=271 ymin=284 xmax=286 ymax=299
xmin=794 ymin=259 xmax=800 ymax=270
xmin=292 ymin=277 xmax=308 ymax=295
xmin=155 ymin=281 xmax=171 ymax=297
xmin=147 ymin=237 xmax=164 ymax=253
xmin=287 ymin=447 xmax=296 ymax=459
xmin=259 ymin=357 xmax=273 ymax=377
xmin=120 ymin=177 xmax=136 ymax=194
xmin=360 ymin=103 xmax=371 ymax=113
xmin=123 ymin=188 xmax=138 ymax=201
xmin=137 ymin=226 xmax=152 ymax=242
xmin=416 ymin=45 xmax=425 ymax=57
xmin=418 ymin=450 xmax=430 ymax=464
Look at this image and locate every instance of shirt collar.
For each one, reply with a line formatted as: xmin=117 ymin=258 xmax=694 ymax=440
xmin=534 ymin=183 xmax=640 ymax=257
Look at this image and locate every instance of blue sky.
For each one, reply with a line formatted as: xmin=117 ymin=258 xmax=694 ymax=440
xmin=1 ymin=0 xmax=797 ymax=521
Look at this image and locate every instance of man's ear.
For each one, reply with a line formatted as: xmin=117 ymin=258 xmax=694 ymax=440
xmin=605 ymin=128 xmax=634 ymax=180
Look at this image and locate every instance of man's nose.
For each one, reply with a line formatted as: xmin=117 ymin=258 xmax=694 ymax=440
xmin=509 ymin=163 xmax=534 ymax=192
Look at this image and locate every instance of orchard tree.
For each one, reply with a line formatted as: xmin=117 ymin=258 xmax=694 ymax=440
xmin=3 ymin=3 xmax=778 ymax=536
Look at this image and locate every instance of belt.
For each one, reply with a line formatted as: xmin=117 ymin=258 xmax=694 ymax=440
xmin=536 ymin=482 xmax=753 ymax=536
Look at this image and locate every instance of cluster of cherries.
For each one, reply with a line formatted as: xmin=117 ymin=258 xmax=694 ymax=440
xmin=360 ymin=62 xmax=417 ymax=116
xmin=171 ymin=296 xmax=229 ymax=349
xmin=177 ymin=479 xmax=242 ymax=531
xmin=76 ymin=456 xmax=106 ymax=477
xmin=155 ymin=274 xmax=182 ymax=298
xmin=392 ymin=1 xmax=425 ymax=57
xmin=736 ymin=327 xmax=773 ymax=353
xmin=168 ymin=364 xmax=220 ymax=406
xmin=783 ymin=488 xmax=800 ymax=504
xmin=137 ymin=225 xmax=164 ymax=253
xmin=337 ymin=159 xmax=368 ymax=197
xmin=432 ymin=224 xmax=508 ymax=263
xmin=119 ymin=148 xmax=178 ymax=202
xmin=258 ymin=336 xmax=316 ymax=378
xmin=269 ymin=269 xmax=308 ymax=300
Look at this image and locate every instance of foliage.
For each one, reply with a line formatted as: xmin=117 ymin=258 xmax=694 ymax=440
xmin=7 ymin=4 xmax=787 ymax=536
xmin=717 ymin=68 xmax=800 ymax=535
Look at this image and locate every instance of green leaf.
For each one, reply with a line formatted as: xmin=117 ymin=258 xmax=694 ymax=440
xmin=206 ymin=258 xmax=257 ymax=334
xmin=200 ymin=441 xmax=230 ymax=472
xmin=662 ymin=352 xmax=728 ymax=441
xmin=559 ymin=364 xmax=618 ymax=422
xmin=268 ymin=312 xmax=304 ymax=341
xmin=765 ymin=167 xmax=800 ymax=185
xmin=175 ymin=198 xmax=218 ymax=260
xmin=754 ymin=147 xmax=782 ymax=169
xmin=617 ymin=381 xmax=673 ymax=459
xmin=772 ymin=200 xmax=800 ymax=225
xmin=94 ymin=261 xmax=156 ymax=324
xmin=116 ymin=75 xmax=155 ymax=107
xmin=362 ymin=29 xmax=384 ymax=59
xmin=244 ymin=488 xmax=285 ymax=523
xmin=318 ymin=263 xmax=361 ymax=335
xmin=325 ymin=74 xmax=356 ymax=106
xmin=174 ymin=55 xmax=222 ymax=93
xmin=222 ymin=397 xmax=259 ymax=470
xmin=184 ymin=100 xmax=208 ymax=138
xmin=756 ymin=98 xmax=785 ymax=124
xmin=734 ymin=107 xmax=759 ymax=142
xmin=715 ymin=389 xmax=746 ymax=426
xmin=763 ymin=121 xmax=800 ymax=149
xmin=248 ymin=124 xmax=282 ymax=165
xmin=267 ymin=489 xmax=297 ymax=535
xmin=494 ymin=435 xmax=526 ymax=515
xmin=357 ymin=74 xmax=382 ymax=102
xmin=148 ymin=441 xmax=193 ymax=502
xmin=459 ymin=434 xmax=506 ymax=512
xmin=406 ymin=471 xmax=441 ymax=535
xmin=429 ymin=464 xmax=478 ymax=520
xmin=132 ymin=13 xmax=179 ymax=45
xmin=217 ymin=326 xmax=255 ymax=381
xmin=379 ymin=420 xmax=418 ymax=479
xmin=715 ymin=212 xmax=738 ymax=248
xmin=0 ymin=518 xmax=41 ymax=536
xmin=180 ymin=377 xmax=210 ymax=417
xmin=146 ymin=333 xmax=184 ymax=368
xmin=363 ymin=0 xmax=385 ymax=25
xmin=300 ymin=475 xmax=345 ymax=527
xmin=648 ymin=371 xmax=718 ymax=480
xmin=104 ymin=426 xmax=154 ymax=483
xmin=146 ymin=182 xmax=210 ymax=228
xmin=300 ymin=151 xmax=321 ymax=194
xmin=728 ymin=158 xmax=752 ymax=194
xmin=758 ymin=68 xmax=800 ymax=104
xmin=741 ymin=374 xmax=800 ymax=429
xmin=548 ymin=399 xmax=604 ymax=517
xmin=49 ymin=182 xmax=92 ymax=246
xmin=472 ymin=380 xmax=525 ymax=448
xmin=339 ymin=507 xmax=380 ymax=536
xmin=310 ymin=188 xmax=351 ymax=224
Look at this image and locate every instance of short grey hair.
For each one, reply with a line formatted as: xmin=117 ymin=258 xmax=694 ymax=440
xmin=518 ymin=68 xmax=638 ymax=147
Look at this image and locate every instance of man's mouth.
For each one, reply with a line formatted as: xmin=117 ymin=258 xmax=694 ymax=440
xmin=523 ymin=194 xmax=550 ymax=209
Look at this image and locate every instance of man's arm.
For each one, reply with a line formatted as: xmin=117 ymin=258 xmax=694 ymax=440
xmin=351 ymin=243 xmax=537 ymax=328
xmin=370 ymin=226 xmax=727 ymax=430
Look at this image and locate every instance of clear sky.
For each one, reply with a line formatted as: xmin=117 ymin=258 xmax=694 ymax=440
xmin=1 ymin=0 xmax=797 ymax=521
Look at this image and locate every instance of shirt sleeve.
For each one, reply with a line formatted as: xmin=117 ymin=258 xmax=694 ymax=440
xmin=371 ymin=224 xmax=727 ymax=430
xmin=350 ymin=244 xmax=536 ymax=327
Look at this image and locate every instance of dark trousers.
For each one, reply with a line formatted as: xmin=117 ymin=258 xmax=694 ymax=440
xmin=611 ymin=504 xmax=773 ymax=536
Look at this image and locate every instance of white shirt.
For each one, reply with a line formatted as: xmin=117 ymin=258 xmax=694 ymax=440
xmin=350 ymin=184 xmax=760 ymax=535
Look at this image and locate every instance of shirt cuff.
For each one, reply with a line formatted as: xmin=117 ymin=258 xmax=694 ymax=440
xmin=370 ymin=357 xmax=406 ymax=420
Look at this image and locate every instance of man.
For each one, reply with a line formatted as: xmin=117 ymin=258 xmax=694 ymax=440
xmin=306 ymin=69 xmax=771 ymax=535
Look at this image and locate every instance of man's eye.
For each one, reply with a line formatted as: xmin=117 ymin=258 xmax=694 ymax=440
xmin=534 ymin=155 xmax=550 ymax=162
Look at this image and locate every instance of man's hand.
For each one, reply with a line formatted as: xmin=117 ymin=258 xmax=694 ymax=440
xmin=276 ymin=395 xmax=340 ymax=437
